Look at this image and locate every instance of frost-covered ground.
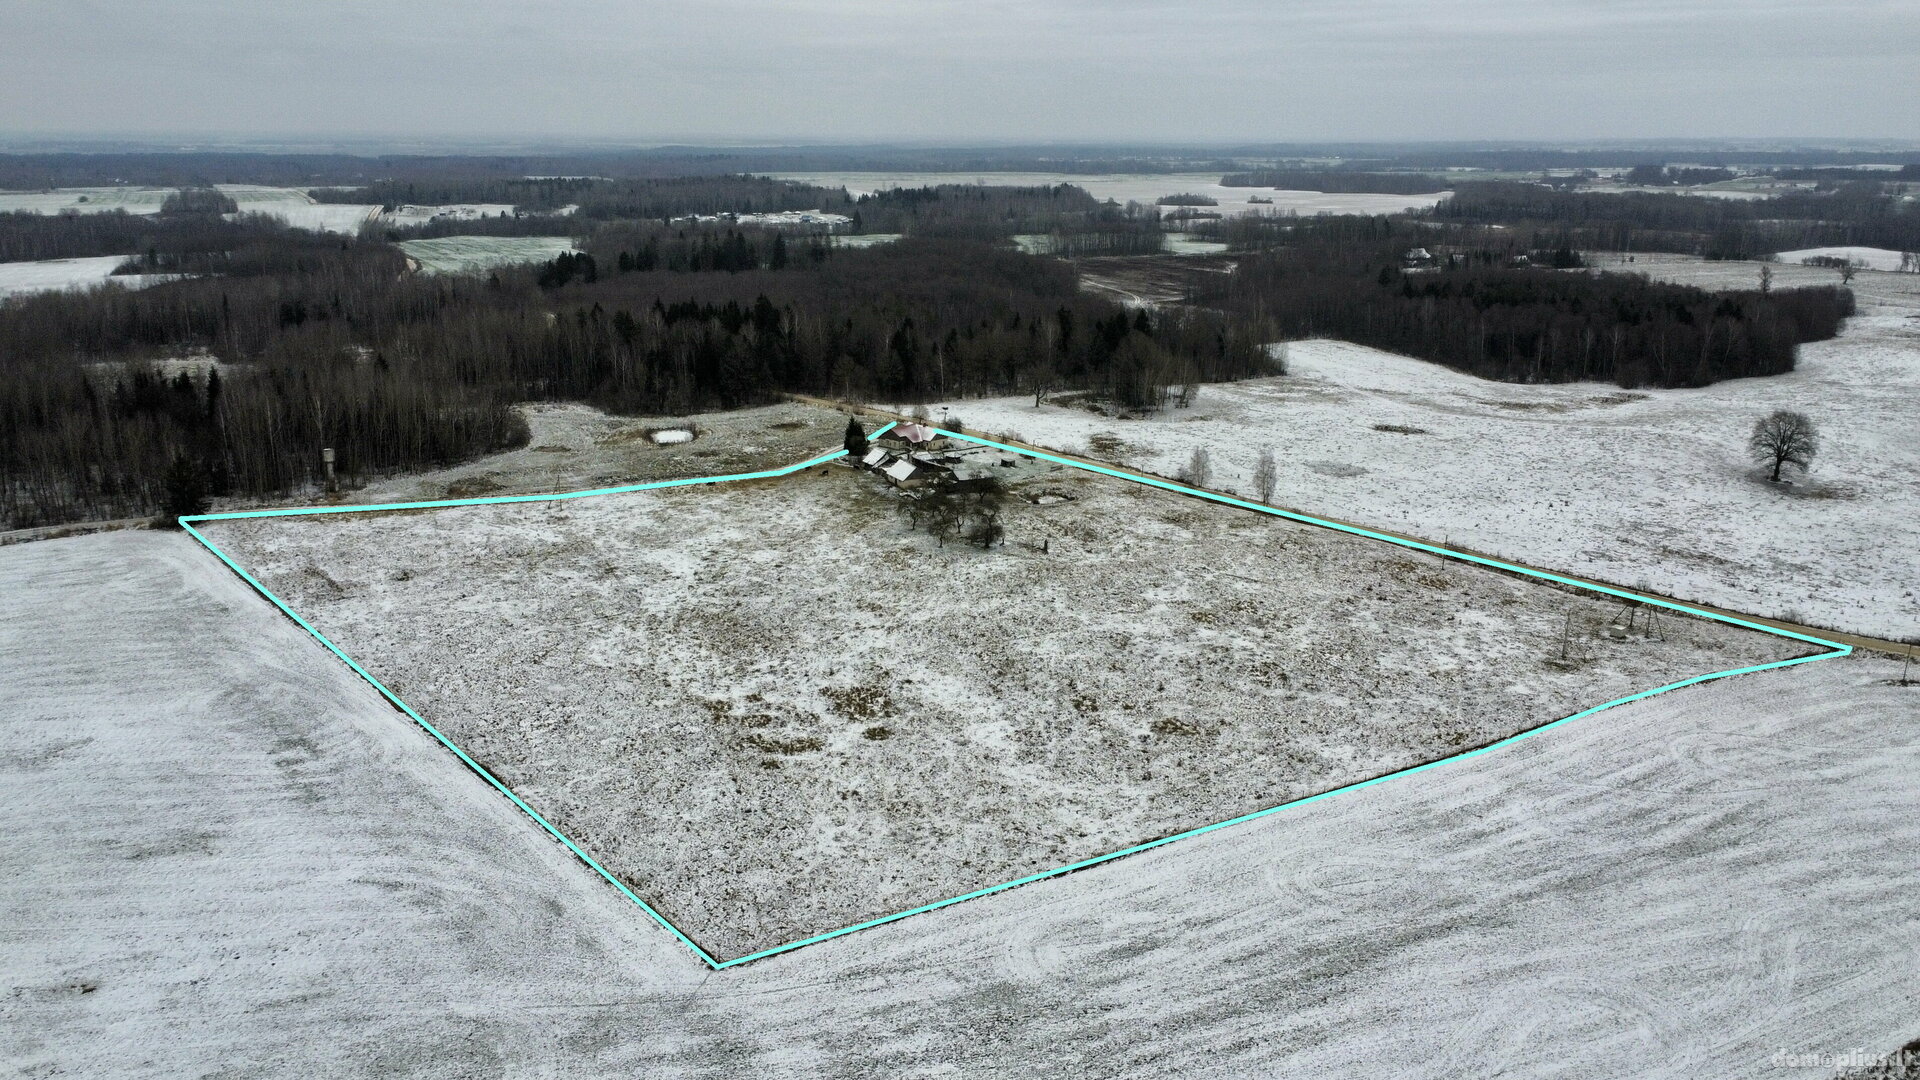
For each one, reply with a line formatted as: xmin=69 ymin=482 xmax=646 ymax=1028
xmin=380 ymin=203 xmax=520 ymax=229
xmin=0 ymin=254 xmax=174 ymax=299
xmin=397 ymin=234 xmax=577 ymax=274
xmin=1594 ymin=252 xmax=1920 ymax=316
xmin=829 ymin=232 xmax=903 ymax=248
xmin=0 ymin=185 xmax=173 ymax=214
xmin=216 ymin=184 xmax=380 ymax=234
xmin=952 ymin=300 xmax=1920 ymax=640
xmin=1014 ymin=232 xmax=1230 ymax=257
xmin=0 ymin=184 xmax=555 ymax=236
xmin=4 ymin=531 xmax=1915 ymax=1077
xmin=201 ymin=459 xmax=1803 ymax=960
xmin=1776 ymin=247 xmax=1916 ymax=273
xmin=344 ymin=400 xmax=852 ymax=507
xmin=774 ymin=171 xmax=1450 ymax=217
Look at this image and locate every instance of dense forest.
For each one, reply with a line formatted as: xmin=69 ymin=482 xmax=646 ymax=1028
xmin=1433 ymin=181 xmax=1920 ymax=258
xmin=1201 ymin=216 xmax=1852 ymax=387
xmin=0 ymin=222 xmax=1267 ymax=528
xmin=0 ymin=207 xmax=317 ymax=263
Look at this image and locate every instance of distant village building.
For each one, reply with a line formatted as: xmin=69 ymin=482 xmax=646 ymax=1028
xmin=668 ymin=209 xmax=852 ymax=234
xmin=1403 ymin=247 xmax=1434 ymax=268
xmin=881 ymin=456 xmax=953 ymax=488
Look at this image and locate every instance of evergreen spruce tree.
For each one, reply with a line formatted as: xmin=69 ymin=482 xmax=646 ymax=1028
xmin=156 ymin=454 xmax=209 ymax=528
xmin=843 ymin=416 xmax=868 ymax=459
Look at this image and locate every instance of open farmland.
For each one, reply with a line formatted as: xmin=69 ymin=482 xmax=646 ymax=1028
xmin=951 ymin=287 xmax=1920 ymax=641
xmin=774 ymin=170 xmax=1451 ymax=216
xmin=0 ymin=254 xmax=175 ymax=299
xmin=2 ymin=528 xmax=1912 ymax=1077
xmin=0 ymin=185 xmax=174 ymax=214
xmin=199 ymin=450 xmax=1807 ymax=960
xmin=215 ymin=184 xmax=381 ymax=234
xmin=380 ymin=202 xmax=520 ymax=228
xmin=1776 ymin=246 xmax=1916 ymax=273
xmin=1611 ymin=251 xmax=1920 ymax=313
xmin=397 ymin=234 xmax=578 ymax=274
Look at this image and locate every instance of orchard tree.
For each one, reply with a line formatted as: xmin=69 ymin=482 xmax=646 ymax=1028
xmin=1749 ymin=409 xmax=1819 ymax=482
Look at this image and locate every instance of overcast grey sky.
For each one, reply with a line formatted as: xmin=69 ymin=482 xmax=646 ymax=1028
xmin=1 ymin=0 xmax=1915 ymax=144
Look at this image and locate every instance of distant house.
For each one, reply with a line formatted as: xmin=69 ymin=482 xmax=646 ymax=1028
xmin=1403 ymin=247 xmax=1434 ymax=268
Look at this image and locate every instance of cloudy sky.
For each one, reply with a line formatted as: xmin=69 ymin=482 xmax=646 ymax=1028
xmin=1 ymin=0 xmax=1915 ymax=144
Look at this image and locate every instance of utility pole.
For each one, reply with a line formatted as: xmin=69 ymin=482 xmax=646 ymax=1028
xmin=322 ymin=447 xmax=337 ymax=494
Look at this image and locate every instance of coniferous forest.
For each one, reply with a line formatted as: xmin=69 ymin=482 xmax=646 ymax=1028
xmin=0 ymin=202 xmax=1264 ymax=527
xmin=1200 ymin=216 xmax=1852 ymax=386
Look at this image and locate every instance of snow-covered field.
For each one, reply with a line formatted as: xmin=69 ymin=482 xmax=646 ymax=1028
xmin=1592 ymin=252 xmax=1920 ymax=316
xmin=829 ymin=232 xmax=903 ymax=248
xmin=0 ymin=185 xmax=551 ymax=236
xmin=1163 ymin=232 xmax=1230 ymax=255
xmin=217 ymin=185 xmax=380 ymax=234
xmin=1015 ymin=232 xmax=1231 ymax=257
xmin=4 ymin=530 xmax=1914 ymax=1076
xmin=379 ymin=203 xmax=520 ymax=229
xmin=774 ymin=171 xmax=1451 ymax=217
xmin=0 ymin=185 xmax=173 ymax=214
xmin=396 ymin=234 xmax=577 ymax=274
xmin=0 ymin=255 xmax=174 ymax=300
xmin=953 ymin=299 xmax=1920 ymax=641
xmin=1777 ymin=246 xmax=1916 ymax=272
xmin=199 ymin=457 xmax=1803 ymax=960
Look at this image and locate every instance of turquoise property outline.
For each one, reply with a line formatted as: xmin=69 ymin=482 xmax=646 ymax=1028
xmin=179 ymin=421 xmax=1850 ymax=971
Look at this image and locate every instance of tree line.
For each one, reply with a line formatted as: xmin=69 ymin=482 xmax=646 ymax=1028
xmin=0 ymin=205 xmax=317 ymax=263
xmin=1201 ymin=223 xmax=1852 ymax=388
xmin=1433 ymin=181 xmax=1920 ymax=258
xmin=1219 ymin=170 xmax=1449 ymax=194
xmin=0 ymin=232 xmax=1269 ymax=528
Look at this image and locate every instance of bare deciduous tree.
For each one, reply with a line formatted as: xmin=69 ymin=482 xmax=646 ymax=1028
xmin=1748 ymin=409 xmax=1819 ymax=483
xmin=1252 ymin=448 xmax=1277 ymax=504
xmin=1179 ymin=447 xmax=1211 ymax=489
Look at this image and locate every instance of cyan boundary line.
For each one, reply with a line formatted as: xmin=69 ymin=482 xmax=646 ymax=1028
xmin=181 ymin=437 xmax=884 ymax=970
xmin=935 ymin=428 xmax=1851 ymax=651
xmin=177 ymin=419 xmax=1849 ymax=973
